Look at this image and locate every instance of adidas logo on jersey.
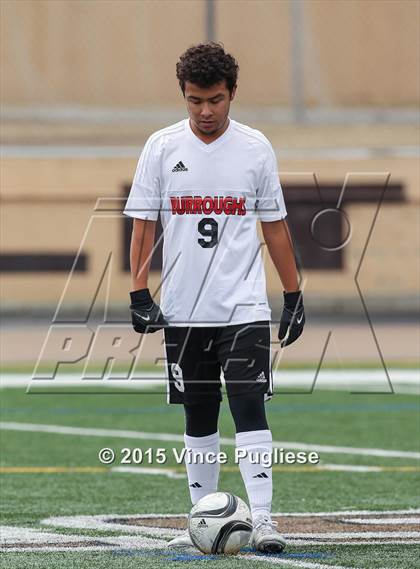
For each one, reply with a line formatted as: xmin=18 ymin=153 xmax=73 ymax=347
xmin=256 ymin=371 xmax=267 ymax=383
xmin=198 ymin=519 xmax=207 ymax=527
xmin=172 ymin=161 xmax=188 ymax=172
xmin=189 ymin=482 xmax=202 ymax=488
xmin=253 ymin=472 xmax=269 ymax=479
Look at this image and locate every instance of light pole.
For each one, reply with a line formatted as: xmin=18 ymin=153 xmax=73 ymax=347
xmin=206 ymin=0 xmax=215 ymax=41
xmin=290 ymin=0 xmax=305 ymax=122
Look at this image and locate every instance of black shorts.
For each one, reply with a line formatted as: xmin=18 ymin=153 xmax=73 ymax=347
xmin=164 ymin=321 xmax=273 ymax=405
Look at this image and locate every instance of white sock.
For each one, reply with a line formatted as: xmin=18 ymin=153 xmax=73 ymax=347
xmin=236 ymin=429 xmax=273 ymax=522
xmin=184 ymin=432 xmax=220 ymax=505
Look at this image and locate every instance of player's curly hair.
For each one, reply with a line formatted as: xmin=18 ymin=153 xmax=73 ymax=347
xmin=176 ymin=42 xmax=239 ymax=95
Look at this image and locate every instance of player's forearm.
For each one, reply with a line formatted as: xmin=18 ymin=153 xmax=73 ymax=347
xmin=261 ymin=219 xmax=299 ymax=292
xmin=130 ymin=219 xmax=157 ymax=290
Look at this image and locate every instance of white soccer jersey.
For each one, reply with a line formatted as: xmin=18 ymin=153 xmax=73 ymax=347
xmin=124 ymin=118 xmax=287 ymax=326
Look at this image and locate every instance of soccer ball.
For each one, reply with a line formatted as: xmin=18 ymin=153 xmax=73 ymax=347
xmin=188 ymin=492 xmax=252 ymax=554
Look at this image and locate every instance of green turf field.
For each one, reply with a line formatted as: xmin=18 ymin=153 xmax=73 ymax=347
xmin=1 ymin=385 xmax=419 ymax=568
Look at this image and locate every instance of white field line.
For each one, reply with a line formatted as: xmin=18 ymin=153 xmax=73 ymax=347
xmin=1 ymin=369 xmax=419 ymax=394
xmin=110 ymin=509 xmax=420 ymax=519
xmin=243 ymin=555 xmax=382 ymax=569
xmin=111 ymin=466 xmax=186 ymax=479
xmin=284 ymin=540 xmax=419 ymax=545
xmin=1 ymin=421 xmax=419 ymax=459
xmin=320 ymin=464 xmax=383 ymax=472
xmin=34 ymin=510 xmax=420 ymax=565
xmin=341 ymin=517 xmax=420 ymax=525
xmin=0 ymin=525 xmax=167 ymax=551
xmin=39 ymin=514 xmax=420 ymax=543
xmin=280 ymin=509 xmax=420 ymax=517
xmin=3 ymin=507 xmax=420 ymax=561
xmin=113 ymin=464 xmax=414 ymax=475
xmin=41 ymin=509 xmax=420 ymax=533
xmin=8 ymin=522 xmax=407 ymax=568
xmin=0 ymin=525 xmax=99 ymax=544
xmin=42 ymin=514 xmax=181 ymax=537
xmin=40 ymin=511 xmax=420 ymax=540
xmin=2 ymin=541 xmax=418 ymax=554
xmin=1 ymin=546 xmax=126 ymax=553
xmin=286 ymin=532 xmax=420 ymax=539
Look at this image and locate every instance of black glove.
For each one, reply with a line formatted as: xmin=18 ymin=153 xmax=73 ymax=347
xmin=278 ymin=290 xmax=305 ymax=347
xmin=130 ymin=288 xmax=168 ymax=334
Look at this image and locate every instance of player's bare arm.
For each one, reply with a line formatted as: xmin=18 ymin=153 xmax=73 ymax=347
xmin=129 ymin=218 xmax=167 ymax=334
xmin=130 ymin=218 xmax=156 ymax=290
xmin=262 ymin=219 xmax=305 ymax=347
xmin=261 ymin=219 xmax=299 ymax=293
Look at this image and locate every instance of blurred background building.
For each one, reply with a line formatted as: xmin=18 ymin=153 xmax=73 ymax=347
xmin=1 ymin=0 xmax=419 ymax=368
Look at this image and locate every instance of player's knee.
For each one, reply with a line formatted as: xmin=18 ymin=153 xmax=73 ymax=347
xmin=227 ymin=392 xmax=268 ymax=433
xmin=184 ymin=400 xmax=220 ymax=437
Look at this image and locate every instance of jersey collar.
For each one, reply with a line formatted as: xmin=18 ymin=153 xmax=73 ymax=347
xmin=185 ymin=118 xmax=234 ymax=152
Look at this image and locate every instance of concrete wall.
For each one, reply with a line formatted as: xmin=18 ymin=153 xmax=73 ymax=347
xmin=1 ymin=0 xmax=418 ymax=108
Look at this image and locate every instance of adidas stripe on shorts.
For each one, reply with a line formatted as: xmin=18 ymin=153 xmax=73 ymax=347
xmin=164 ymin=321 xmax=273 ymax=405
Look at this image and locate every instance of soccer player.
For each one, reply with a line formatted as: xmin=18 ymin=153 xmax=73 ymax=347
xmin=124 ymin=43 xmax=305 ymax=553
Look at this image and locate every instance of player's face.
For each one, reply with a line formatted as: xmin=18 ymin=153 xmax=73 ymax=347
xmin=184 ymin=81 xmax=236 ymax=141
